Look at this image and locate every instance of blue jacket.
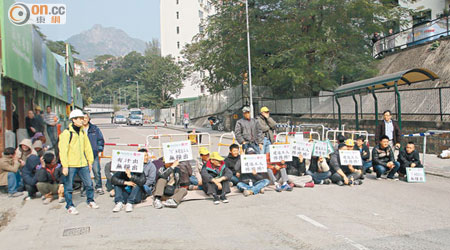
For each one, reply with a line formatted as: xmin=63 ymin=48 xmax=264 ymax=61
xmin=87 ymin=123 xmax=105 ymax=155
xmin=21 ymin=155 xmax=40 ymax=186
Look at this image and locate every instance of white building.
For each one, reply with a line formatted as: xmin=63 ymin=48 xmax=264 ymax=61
xmin=399 ymin=0 xmax=449 ymax=27
xmin=160 ymin=0 xmax=215 ymax=99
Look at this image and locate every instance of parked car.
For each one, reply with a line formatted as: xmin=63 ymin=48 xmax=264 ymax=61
xmin=114 ymin=115 xmax=127 ymax=124
xmin=127 ymin=115 xmax=143 ymax=126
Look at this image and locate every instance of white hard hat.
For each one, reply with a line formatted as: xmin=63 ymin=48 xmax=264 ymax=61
xmin=69 ymin=109 xmax=85 ymax=119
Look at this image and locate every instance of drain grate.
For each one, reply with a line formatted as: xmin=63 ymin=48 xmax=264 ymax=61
xmin=62 ymin=226 xmax=90 ymax=237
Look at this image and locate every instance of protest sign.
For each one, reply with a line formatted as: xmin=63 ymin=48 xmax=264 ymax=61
xmin=406 ymin=167 xmax=426 ymax=183
xmin=339 ymin=150 xmax=363 ymax=166
xmin=270 ymin=144 xmax=292 ymax=162
xmin=111 ymin=150 xmax=145 ymax=173
xmin=291 ymin=141 xmax=314 ymax=160
xmin=241 ymin=154 xmax=268 ymax=174
xmin=162 ymin=140 xmax=193 ymax=163
xmin=312 ymin=141 xmax=329 ymax=157
xmin=294 ymin=133 xmax=304 ymax=142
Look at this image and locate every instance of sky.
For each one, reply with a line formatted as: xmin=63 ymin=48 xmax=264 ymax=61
xmin=36 ymin=0 xmax=160 ymax=42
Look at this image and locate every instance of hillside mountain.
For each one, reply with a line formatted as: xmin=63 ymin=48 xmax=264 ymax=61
xmin=67 ymin=24 xmax=147 ymax=60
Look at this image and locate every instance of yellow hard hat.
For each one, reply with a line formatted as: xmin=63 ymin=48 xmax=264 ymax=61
xmin=260 ymin=107 xmax=270 ymax=113
xmin=35 ymin=105 xmax=41 ymax=111
xmin=210 ymin=152 xmax=224 ymax=161
xmin=345 ymin=139 xmax=355 ymax=147
xmin=199 ymin=147 xmax=210 ymax=155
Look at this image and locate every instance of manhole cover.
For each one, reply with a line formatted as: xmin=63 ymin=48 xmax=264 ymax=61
xmin=63 ymin=226 xmax=90 ymax=237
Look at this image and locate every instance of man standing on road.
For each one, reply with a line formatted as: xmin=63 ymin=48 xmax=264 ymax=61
xmin=257 ymin=107 xmax=277 ymax=153
xmin=43 ymin=106 xmax=59 ymax=149
xmin=235 ymin=106 xmax=263 ymax=153
xmin=375 ymin=110 xmax=401 ymax=155
xmin=372 ymin=135 xmax=401 ymax=180
xmin=59 ymin=109 xmax=98 ymax=215
xmin=83 ymin=113 xmax=105 ymax=195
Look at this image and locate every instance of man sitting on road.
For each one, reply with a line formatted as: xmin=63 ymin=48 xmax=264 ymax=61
xmin=21 ymin=154 xmax=41 ymax=199
xmin=286 ymin=154 xmax=314 ymax=188
xmin=354 ymin=136 xmax=372 ymax=176
xmin=201 ymin=152 xmax=233 ymax=205
xmin=266 ymin=153 xmax=292 ymax=192
xmin=304 ymin=155 xmax=332 ymax=185
xmin=235 ymin=106 xmax=264 ymax=153
xmin=372 ymin=135 xmax=401 ymax=180
xmin=36 ymin=152 xmax=64 ymax=204
xmin=189 ymin=147 xmax=209 ymax=190
xmin=224 ymin=144 xmax=241 ymax=186
xmin=111 ymin=168 xmax=146 ymax=213
xmin=153 ymin=160 xmax=188 ymax=209
xmin=330 ymin=140 xmax=363 ymax=186
xmin=139 ymin=149 xmax=157 ymax=196
xmin=398 ymin=142 xmax=423 ymax=179
xmin=0 ymin=147 xmax=23 ymax=197
xmin=235 ymin=147 xmax=270 ymax=196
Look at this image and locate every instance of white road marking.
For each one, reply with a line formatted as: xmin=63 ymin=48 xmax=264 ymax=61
xmin=296 ymin=214 xmax=328 ymax=229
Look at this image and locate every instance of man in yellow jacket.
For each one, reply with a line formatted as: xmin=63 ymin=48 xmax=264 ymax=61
xmin=59 ymin=110 xmax=98 ymax=215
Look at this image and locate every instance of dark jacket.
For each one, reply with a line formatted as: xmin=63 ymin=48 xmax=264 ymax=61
xmin=111 ymin=171 xmax=146 ymax=187
xmin=372 ymin=145 xmax=395 ymax=167
xmin=200 ymin=161 xmax=233 ymax=183
xmin=234 ymin=118 xmax=263 ymax=145
xmin=330 ymin=151 xmax=352 ymax=174
xmin=398 ymin=149 xmax=422 ymax=168
xmin=375 ymin=120 xmax=401 ymax=145
xmin=26 ymin=117 xmax=42 ymax=137
xmin=286 ymin=156 xmax=306 ymax=176
xmin=354 ymin=145 xmax=370 ymax=162
xmin=158 ymin=165 xmax=181 ymax=188
xmin=21 ymin=155 xmax=40 ymax=186
xmin=36 ymin=164 xmax=63 ymax=184
xmin=178 ymin=161 xmax=193 ymax=186
xmin=86 ymin=123 xmax=105 ymax=155
xmin=257 ymin=114 xmax=277 ymax=143
xmin=235 ymin=158 xmax=266 ymax=184
xmin=224 ymin=154 xmax=240 ymax=175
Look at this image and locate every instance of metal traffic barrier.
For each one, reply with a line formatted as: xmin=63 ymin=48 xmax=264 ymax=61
xmin=325 ymin=130 xmax=369 ymax=146
xmin=155 ymin=132 xmax=212 ymax=157
xmin=217 ymin=132 xmax=242 ymax=156
xmin=274 ymin=130 xmax=321 ymax=144
xmin=402 ymin=130 xmax=450 ymax=165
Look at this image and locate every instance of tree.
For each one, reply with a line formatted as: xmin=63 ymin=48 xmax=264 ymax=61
xmin=183 ymin=0 xmax=412 ymax=97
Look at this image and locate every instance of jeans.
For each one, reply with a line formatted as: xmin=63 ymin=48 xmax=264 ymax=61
xmin=7 ymin=172 xmax=22 ymax=194
xmin=263 ymin=137 xmax=271 ymax=154
xmin=114 ymin=185 xmax=143 ymax=204
xmin=63 ymin=166 xmax=95 ymax=209
xmin=92 ymin=155 xmax=102 ymax=189
xmin=237 ymin=179 xmax=270 ymax=195
xmin=243 ymin=143 xmax=261 ymax=154
xmin=106 ymin=178 xmax=114 ymax=192
xmin=362 ymin=161 xmax=372 ymax=173
xmin=231 ymin=175 xmax=239 ymax=186
xmin=374 ymin=162 xmax=401 ymax=178
xmin=305 ymin=170 xmax=331 ymax=184
xmin=267 ymin=168 xmax=288 ymax=185
xmin=143 ymin=185 xmax=153 ymax=195
xmin=46 ymin=125 xmax=57 ymax=149
xmin=190 ymin=175 xmax=199 ymax=185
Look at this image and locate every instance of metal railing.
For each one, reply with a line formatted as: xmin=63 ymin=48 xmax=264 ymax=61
xmin=373 ymin=16 xmax=449 ymax=57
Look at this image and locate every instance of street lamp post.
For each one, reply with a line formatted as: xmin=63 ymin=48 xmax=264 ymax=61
xmin=243 ymin=0 xmax=254 ymax=118
xmin=126 ymin=80 xmax=139 ymax=108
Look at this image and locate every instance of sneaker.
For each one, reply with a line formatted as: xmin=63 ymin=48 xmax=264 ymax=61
xmin=354 ymin=180 xmax=363 ymax=185
xmin=109 ymin=190 xmax=115 ymax=197
xmin=281 ymin=184 xmax=293 ymax=191
xmin=213 ymin=195 xmax=220 ymax=205
xmin=376 ymin=177 xmax=382 ymax=180
xmin=275 ymin=184 xmax=282 ymax=192
xmin=259 ymin=188 xmax=265 ymax=194
xmin=360 ymin=175 xmax=365 ymax=180
xmin=220 ymin=194 xmax=229 ymax=203
xmin=304 ymin=182 xmax=315 ymax=188
xmin=8 ymin=192 xmax=23 ymax=198
xmin=43 ymin=197 xmax=53 ymax=205
xmin=336 ymin=181 xmax=344 ymax=186
xmin=58 ymin=197 xmax=65 ymax=203
xmin=67 ymin=206 xmax=79 ymax=215
xmin=188 ymin=185 xmax=199 ymax=190
xmin=125 ymin=203 xmax=133 ymax=212
xmin=323 ymin=179 xmax=332 ymax=185
xmin=87 ymin=201 xmax=100 ymax=209
xmin=366 ymin=168 xmax=373 ymax=174
xmin=319 ymin=180 xmax=324 ymax=185
xmin=96 ymin=188 xmax=105 ymax=195
xmin=113 ymin=202 xmax=123 ymax=212
xmin=387 ymin=177 xmax=399 ymax=181
xmin=153 ymin=198 xmax=163 ymax=209
xmin=243 ymin=189 xmax=253 ymax=197
xmin=162 ymin=198 xmax=178 ymax=208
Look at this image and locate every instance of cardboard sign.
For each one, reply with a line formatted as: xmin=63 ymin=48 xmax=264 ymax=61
xmin=270 ymin=144 xmax=292 ymax=162
xmin=312 ymin=141 xmax=329 ymax=157
xmin=339 ymin=150 xmax=363 ymax=166
xmin=240 ymin=154 xmax=267 ymax=174
xmin=291 ymin=141 xmax=314 ymax=160
xmin=111 ymin=150 xmax=145 ymax=173
xmin=326 ymin=140 xmax=334 ymax=154
xmin=294 ymin=133 xmax=304 ymax=142
xmin=162 ymin=140 xmax=193 ymax=163
xmin=406 ymin=167 xmax=426 ymax=183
